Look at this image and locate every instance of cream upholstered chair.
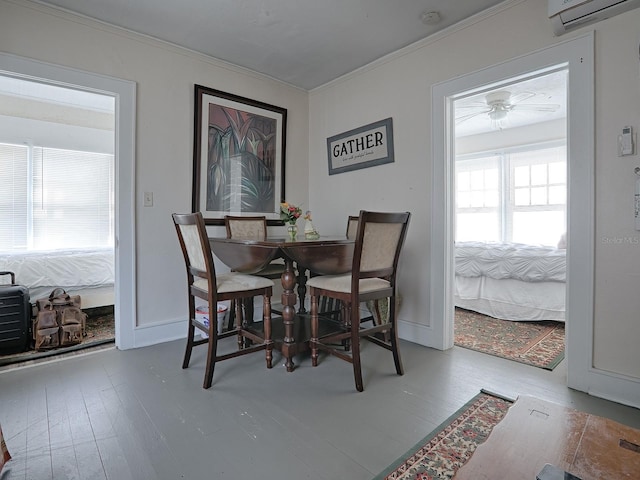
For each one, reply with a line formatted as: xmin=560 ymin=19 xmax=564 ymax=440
xmin=172 ymin=212 xmax=274 ymax=389
xmin=346 ymin=215 xmax=359 ymax=240
xmin=307 ymin=210 xmax=411 ymax=392
xmin=224 ymin=216 xmax=285 ymax=280
xmin=318 ymin=215 xmax=359 ymax=322
xmin=347 ymin=214 xmax=391 ymax=336
xmin=224 ymin=215 xmax=285 ymax=328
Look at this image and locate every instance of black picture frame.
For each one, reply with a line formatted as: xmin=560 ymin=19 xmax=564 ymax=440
xmin=326 ymin=117 xmax=394 ymax=175
xmin=192 ymin=84 xmax=287 ymax=225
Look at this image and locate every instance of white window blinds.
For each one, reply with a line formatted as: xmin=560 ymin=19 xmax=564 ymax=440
xmin=0 ymin=143 xmax=29 ymax=249
xmin=0 ymin=142 xmax=114 ymax=251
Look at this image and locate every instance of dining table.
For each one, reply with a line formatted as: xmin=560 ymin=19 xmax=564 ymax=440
xmin=209 ymin=234 xmax=355 ymax=372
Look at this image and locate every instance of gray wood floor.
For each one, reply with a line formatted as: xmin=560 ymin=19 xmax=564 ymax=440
xmin=1 ymin=337 xmax=638 ymax=480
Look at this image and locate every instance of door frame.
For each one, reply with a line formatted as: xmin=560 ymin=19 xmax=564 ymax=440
xmin=431 ymin=33 xmax=597 ymax=396
xmin=0 ymin=52 xmax=137 ymax=349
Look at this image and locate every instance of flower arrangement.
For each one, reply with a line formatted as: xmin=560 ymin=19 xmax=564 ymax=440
xmin=280 ymin=202 xmax=302 ymax=224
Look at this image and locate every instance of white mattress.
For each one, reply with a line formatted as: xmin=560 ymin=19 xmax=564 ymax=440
xmin=0 ymin=248 xmax=114 ymax=302
xmin=455 ymin=276 xmax=565 ymax=322
xmin=455 ymin=241 xmax=566 ymax=282
xmin=454 ymin=241 xmax=566 ymax=322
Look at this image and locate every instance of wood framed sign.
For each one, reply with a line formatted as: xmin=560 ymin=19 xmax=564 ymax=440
xmin=326 ymin=117 xmax=394 ymax=175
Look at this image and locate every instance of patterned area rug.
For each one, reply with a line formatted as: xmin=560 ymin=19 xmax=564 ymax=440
xmin=0 ymin=306 xmax=115 ymax=367
xmin=454 ymin=308 xmax=565 ymax=370
xmin=374 ymin=390 xmax=514 ymax=480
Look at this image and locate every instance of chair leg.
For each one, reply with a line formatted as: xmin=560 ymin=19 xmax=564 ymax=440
xmin=349 ymin=306 xmax=364 ymax=392
xmin=243 ymin=298 xmax=255 ymax=325
xmin=183 ymin=299 xmax=196 ymax=369
xmin=351 ymin=326 xmax=364 ymax=392
xmin=390 ymin=301 xmax=404 ymax=376
xmin=391 ymin=335 xmax=404 ymax=376
xmin=310 ymin=294 xmax=319 ymax=367
xmin=235 ymin=300 xmax=245 ymax=350
xmin=227 ymin=300 xmax=236 ymax=331
xmin=203 ymin=332 xmax=218 ymax=389
xmin=263 ymin=295 xmax=273 ymax=369
xmin=342 ymin=303 xmax=351 ymax=351
xmin=183 ymin=323 xmax=195 ymax=369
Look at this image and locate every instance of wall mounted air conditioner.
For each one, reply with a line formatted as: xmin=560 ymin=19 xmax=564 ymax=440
xmin=549 ymin=0 xmax=640 ymax=35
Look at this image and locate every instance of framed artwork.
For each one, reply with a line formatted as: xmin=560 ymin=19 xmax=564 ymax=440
xmin=326 ymin=117 xmax=394 ymax=175
xmin=192 ymin=84 xmax=287 ymax=225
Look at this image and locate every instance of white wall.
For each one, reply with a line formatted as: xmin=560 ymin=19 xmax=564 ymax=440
xmin=309 ymin=0 xmax=640 ymax=381
xmin=1 ymin=0 xmax=639 ymax=391
xmin=0 ymin=0 xmax=309 ymax=337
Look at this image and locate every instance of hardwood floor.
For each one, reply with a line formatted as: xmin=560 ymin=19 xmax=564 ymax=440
xmin=0 ymin=338 xmax=638 ymax=479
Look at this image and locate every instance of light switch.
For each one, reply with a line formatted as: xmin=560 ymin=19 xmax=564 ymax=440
xmin=143 ymin=191 xmax=153 ymax=207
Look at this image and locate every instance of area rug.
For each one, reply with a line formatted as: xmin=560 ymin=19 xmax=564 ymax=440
xmin=0 ymin=306 xmax=115 ymax=367
xmin=454 ymin=308 xmax=565 ymax=370
xmin=374 ymin=390 xmax=514 ymax=480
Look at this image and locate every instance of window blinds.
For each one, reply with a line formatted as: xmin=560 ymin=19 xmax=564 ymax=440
xmin=0 ymin=142 xmax=114 ymax=251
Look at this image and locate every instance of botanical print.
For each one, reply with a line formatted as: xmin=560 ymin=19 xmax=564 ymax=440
xmin=206 ymin=104 xmax=277 ymax=213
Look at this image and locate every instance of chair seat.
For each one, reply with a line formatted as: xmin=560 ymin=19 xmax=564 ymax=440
xmin=306 ymin=274 xmax=390 ymax=294
xmin=194 ymin=273 xmax=274 ymax=293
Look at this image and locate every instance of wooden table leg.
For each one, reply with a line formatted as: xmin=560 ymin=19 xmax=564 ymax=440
xmin=296 ymin=266 xmax=308 ymax=313
xmin=280 ymin=258 xmax=298 ymax=372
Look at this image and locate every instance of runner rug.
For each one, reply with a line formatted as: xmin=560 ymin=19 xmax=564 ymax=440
xmin=374 ymin=390 xmax=514 ymax=480
xmin=454 ymin=308 xmax=565 ymax=370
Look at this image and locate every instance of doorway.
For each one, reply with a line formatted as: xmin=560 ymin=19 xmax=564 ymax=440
xmin=0 ymin=52 xmax=137 ymax=351
xmin=0 ymin=74 xmax=116 ymax=363
xmin=451 ymin=69 xmax=568 ymax=363
xmin=430 ymin=33 xmax=596 ymax=393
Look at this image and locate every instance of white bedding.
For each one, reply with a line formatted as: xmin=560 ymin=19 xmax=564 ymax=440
xmin=455 ymin=241 xmax=566 ymax=282
xmin=454 ymin=242 xmax=566 ymax=322
xmin=0 ymin=248 xmax=114 ymax=302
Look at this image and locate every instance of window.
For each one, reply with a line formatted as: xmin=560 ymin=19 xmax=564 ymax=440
xmin=455 ymin=144 xmax=566 ymax=246
xmin=0 ymin=142 xmax=114 ymax=251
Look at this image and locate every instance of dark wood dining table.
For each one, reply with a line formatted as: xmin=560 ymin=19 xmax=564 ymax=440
xmin=209 ymin=235 xmax=355 ymax=371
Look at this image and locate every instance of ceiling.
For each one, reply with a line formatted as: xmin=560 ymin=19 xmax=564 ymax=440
xmin=454 ymin=69 xmax=568 ymax=138
xmin=35 ymin=0 xmax=506 ymax=90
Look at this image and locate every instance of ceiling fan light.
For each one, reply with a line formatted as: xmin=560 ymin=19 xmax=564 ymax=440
xmin=488 ymin=109 xmax=508 ymax=121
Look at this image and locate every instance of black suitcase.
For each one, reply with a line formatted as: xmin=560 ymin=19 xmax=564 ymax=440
xmin=0 ymin=271 xmax=32 ymax=354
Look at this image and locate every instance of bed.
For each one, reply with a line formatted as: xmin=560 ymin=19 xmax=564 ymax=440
xmin=454 ymin=241 xmax=566 ymax=322
xmin=0 ymin=248 xmax=114 ymax=308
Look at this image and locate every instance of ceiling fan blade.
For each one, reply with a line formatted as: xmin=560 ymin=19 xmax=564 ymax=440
xmin=509 ymin=91 xmax=536 ymax=104
xmin=511 ymin=103 xmax=560 ymax=112
xmin=455 ymin=101 xmax=490 ymax=110
xmin=455 ymin=109 xmax=490 ymax=125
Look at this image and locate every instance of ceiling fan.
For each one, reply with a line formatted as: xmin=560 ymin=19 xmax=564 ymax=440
xmin=455 ymin=90 xmax=561 ymax=127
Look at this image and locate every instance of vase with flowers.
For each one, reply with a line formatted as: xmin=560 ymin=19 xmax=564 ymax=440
xmin=280 ymin=202 xmax=302 ymax=239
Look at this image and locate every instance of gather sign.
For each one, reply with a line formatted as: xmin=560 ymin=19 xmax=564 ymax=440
xmin=326 ymin=117 xmax=394 ymax=175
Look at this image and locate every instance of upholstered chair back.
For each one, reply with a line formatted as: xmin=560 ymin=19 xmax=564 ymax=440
xmin=225 ymin=216 xmax=267 ymax=238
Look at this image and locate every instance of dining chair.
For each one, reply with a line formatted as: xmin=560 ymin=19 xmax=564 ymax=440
xmin=317 ymin=215 xmax=359 ymax=321
xmin=307 ymin=210 xmax=411 ymax=392
xmin=172 ymin=212 xmax=274 ymax=389
xmin=346 ymin=215 xmax=359 ymax=240
xmin=346 ymin=214 xmax=391 ymax=339
xmin=224 ymin=215 xmax=285 ymax=329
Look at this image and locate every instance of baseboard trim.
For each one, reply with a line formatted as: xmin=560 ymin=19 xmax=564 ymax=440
xmin=398 ymin=318 xmax=443 ymax=350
